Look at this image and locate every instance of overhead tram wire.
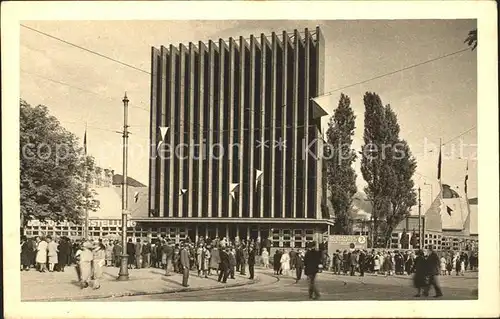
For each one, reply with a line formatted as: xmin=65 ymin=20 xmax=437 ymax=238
xmin=22 ymin=23 xmax=470 ymax=105
xmin=22 ymin=25 xmax=475 ymax=146
xmin=24 ymin=68 xmax=477 ymax=151
xmin=21 ymin=69 xmax=150 ymax=115
xmin=21 ymin=23 xmax=313 ymax=76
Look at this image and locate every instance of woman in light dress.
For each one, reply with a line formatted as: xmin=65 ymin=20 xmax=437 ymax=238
xmin=261 ymin=247 xmax=270 ymax=269
xmin=373 ymin=252 xmax=381 ymax=275
xmin=92 ymin=240 xmax=106 ymax=289
xmin=440 ymin=254 xmax=447 ymax=276
xmin=79 ymin=241 xmax=94 ymax=289
xmin=47 ymin=236 xmax=59 ymax=272
xmin=105 ymin=241 xmax=114 ymax=266
xmin=280 ymin=249 xmax=291 ymax=276
xmin=36 ymin=237 xmax=48 ymax=272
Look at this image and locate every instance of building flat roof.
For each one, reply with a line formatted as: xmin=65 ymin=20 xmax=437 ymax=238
xmin=133 ymin=217 xmax=335 ymax=226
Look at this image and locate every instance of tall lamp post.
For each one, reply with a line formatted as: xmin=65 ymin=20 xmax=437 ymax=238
xmin=117 ymin=93 xmax=130 ymax=281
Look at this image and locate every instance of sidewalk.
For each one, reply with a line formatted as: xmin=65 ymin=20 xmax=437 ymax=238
xmin=21 ymin=266 xmax=257 ymax=301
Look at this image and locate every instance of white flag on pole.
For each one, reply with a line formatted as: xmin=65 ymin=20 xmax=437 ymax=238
xmin=255 ymin=169 xmax=263 ymax=188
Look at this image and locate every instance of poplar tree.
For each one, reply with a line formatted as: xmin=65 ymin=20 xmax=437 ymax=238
xmin=324 ymin=93 xmax=358 ymax=234
xmin=360 ymin=93 xmax=417 ymax=247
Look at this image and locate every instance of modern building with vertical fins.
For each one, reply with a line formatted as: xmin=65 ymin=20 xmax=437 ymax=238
xmin=133 ymin=27 xmax=334 ymax=249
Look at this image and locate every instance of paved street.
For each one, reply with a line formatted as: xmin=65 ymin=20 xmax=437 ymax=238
xmin=21 ymin=266 xmax=257 ymax=301
xmin=115 ymin=268 xmax=478 ymax=301
xmin=21 ymin=265 xmax=478 ymax=301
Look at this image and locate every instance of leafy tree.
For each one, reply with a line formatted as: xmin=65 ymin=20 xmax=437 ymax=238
xmin=20 ymin=100 xmax=100 ymax=227
xmin=360 ymin=92 xmax=388 ymax=245
xmin=464 ymin=29 xmax=477 ymax=51
xmin=360 ymin=93 xmax=416 ymax=247
xmin=324 ymin=93 xmax=358 ymax=234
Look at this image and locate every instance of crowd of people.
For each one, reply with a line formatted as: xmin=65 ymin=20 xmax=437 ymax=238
xmin=21 ymin=234 xmax=477 ymax=298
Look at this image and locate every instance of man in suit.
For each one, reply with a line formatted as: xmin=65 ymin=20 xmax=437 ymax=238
xmin=113 ymin=241 xmax=122 ymax=267
xmin=180 ymin=242 xmax=190 ymax=287
xmin=289 ymin=248 xmax=297 ymax=271
xmin=135 ymin=238 xmax=143 ymax=269
xmin=358 ymin=250 xmax=366 ymax=277
xmin=126 ymin=238 xmax=135 ymax=269
xmin=295 ymin=249 xmax=305 ymax=283
xmin=304 ymin=241 xmax=322 ymax=300
xmin=424 ymin=246 xmax=443 ymax=297
xmin=218 ymin=246 xmax=230 ymax=283
xmin=164 ymin=240 xmax=174 ymax=276
xmin=248 ymin=245 xmax=256 ymax=280
xmin=240 ymin=245 xmax=248 ymax=275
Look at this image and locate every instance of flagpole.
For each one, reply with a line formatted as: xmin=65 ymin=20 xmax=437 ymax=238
xmin=464 ymin=160 xmax=471 ymax=240
xmin=84 ymin=122 xmax=89 ymax=239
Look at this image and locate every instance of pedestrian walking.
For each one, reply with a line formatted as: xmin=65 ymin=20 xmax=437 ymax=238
xmin=261 ymin=247 xmax=269 ymax=268
xmin=210 ymin=246 xmax=220 ymax=276
xmin=228 ymin=247 xmax=236 ymax=279
xmin=180 ymin=243 xmax=190 ymax=287
xmin=46 ymin=236 xmax=59 ymax=272
xmin=412 ymin=250 xmax=427 ymax=297
xmin=423 ymin=247 xmax=443 ymax=298
xmin=295 ymin=249 xmax=305 ymax=283
xmin=21 ymin=236 xmax=33 ymax=271
xmin=126 ymin=238 xmax=135 ymax=269
xmin=79 ymin=241 xmax=94 ymax=289
xmin=240 ymin=245 xmax=248 ymax=275
xmin=274 ymin=249 xmax=283 ymax=275
xmin=57 ymin=237 xmax=71 ymax=272
xmin=105 ymin=240 xmax=113 ymax=267
xmin=248 ymin=245 xmax=256 ymax=280
xmin=92 ymin=241 xmax=106 ymax=289
xmin=304 ymin=241 xmax=321 ymax=300
xmin=358 ymin=250 xmax=366 ymax=277
xmin=36 ymin=236 xmax=48 ymax=272
xmin=113 ymin=240 xmax=122 ymax=267
xmin=218 ymin=246 xmax=230 ymax=283
xmin=135 ymin=238 xmax=143 ymax=269
xmin=142 ymin=240 xmax=151 ymax=268
xmin=280 ymin=249 xmax=291 ymax=276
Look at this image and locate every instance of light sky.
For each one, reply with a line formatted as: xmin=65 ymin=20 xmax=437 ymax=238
xmin=20 ymin=19 xmax=477 ymax=213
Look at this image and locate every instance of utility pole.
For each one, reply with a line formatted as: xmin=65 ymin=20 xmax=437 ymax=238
xmin=117 ymin=92 xmax=130 ymax=281
xmin=418 ymin=186 xmax=422 ymax=249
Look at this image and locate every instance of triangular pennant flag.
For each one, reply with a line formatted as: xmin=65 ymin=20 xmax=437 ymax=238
xmin=159 ymin=126 xmax=169 ymax=141
xmin=230 ymin=183 xmax=239 ymax=200
xmin=255 ymin=169 xmax=263 ymax=188
xmin=134 ymin=191 xmax=139 ymax=203
xmin=230 ymin=183 xmax=239 ymax=193
xmin=310 ymin=96 xmax=330 ymax=120
xmin=446 ymin=205 xmax=453 ymax=216
xmin=179 ymin=189 xmax=188 ymax=196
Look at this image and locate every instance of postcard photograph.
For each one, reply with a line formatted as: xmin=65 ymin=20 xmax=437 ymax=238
xmin=2 ymin=1 xmax=498 ymax=318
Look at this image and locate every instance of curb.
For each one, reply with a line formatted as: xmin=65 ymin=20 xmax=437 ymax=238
xmin=24 ymin=277 xmax=260 ymax=302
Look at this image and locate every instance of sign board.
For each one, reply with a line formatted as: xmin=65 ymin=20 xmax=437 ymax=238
xmin=27 ymin=219 xmax=137 ymax=228
xmin=328 ymin=235 xmax=367 ymax=252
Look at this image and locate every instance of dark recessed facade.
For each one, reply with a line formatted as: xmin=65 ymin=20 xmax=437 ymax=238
xmin=137 ymin=27 xmax=332 ymax=248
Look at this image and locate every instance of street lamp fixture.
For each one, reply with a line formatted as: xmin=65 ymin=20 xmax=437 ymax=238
xmin=117 ymin=93 xmax=130 ymax=281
